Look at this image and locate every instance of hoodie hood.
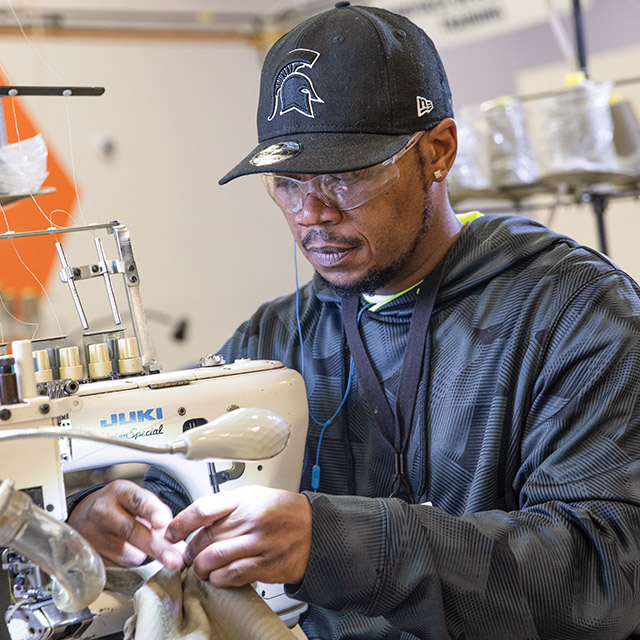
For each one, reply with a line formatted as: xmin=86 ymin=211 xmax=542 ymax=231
xmin=437 ymin=214 xmax=579 ymax=302
xmin=314 ymin=214 xmax=578 ymax=310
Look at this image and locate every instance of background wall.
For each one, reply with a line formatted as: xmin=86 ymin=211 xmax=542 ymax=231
xmin=0 ymin=0 xmax=638 ymax=371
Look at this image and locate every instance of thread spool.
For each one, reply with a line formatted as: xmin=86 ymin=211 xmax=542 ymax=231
xmin=117 ymin=338 xmax=142 ymax=375
xmin=88 ymin=342 xmax=113 ymax=380
xmin=58 ymin=346 xmax=84 ymax=381
xmin=33 ymin=350 xmax=54 ymax=383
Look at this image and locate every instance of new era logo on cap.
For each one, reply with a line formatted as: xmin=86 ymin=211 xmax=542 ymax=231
xmin=417 ymin=96 xmax=434 ymax=118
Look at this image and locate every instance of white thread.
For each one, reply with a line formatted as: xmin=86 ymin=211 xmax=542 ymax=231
xmin=0 ymin=60 xmax=13 ymax=84
xmin=47 ymin=209 xmax=75 ymax=227
xmin=7 ymin=2 xmax=64 ymax=83
xmin=7 ymin=98 xmax=64 ymax=228
xmin=64 ymin=99 xmax=90 ymax=228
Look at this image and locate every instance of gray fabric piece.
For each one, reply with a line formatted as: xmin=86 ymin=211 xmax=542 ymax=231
xmin=122 ymin=567 xmax=304 ymax=640
xmin=105 ymin=567 xmax=146 ymax=595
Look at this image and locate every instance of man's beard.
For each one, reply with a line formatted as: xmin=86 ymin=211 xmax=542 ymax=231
xmin=315 ymin=195 xmax=433 ymax=298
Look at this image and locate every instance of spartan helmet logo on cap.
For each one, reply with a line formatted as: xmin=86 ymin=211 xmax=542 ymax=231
xmin=268 ymin=48 xmax=325 ymax=121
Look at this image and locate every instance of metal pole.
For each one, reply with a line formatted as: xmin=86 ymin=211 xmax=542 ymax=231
xmin=572 ymin=0 xmax=589 ymax=78
xmin=591 ymin=194 xmax=609 ymax=256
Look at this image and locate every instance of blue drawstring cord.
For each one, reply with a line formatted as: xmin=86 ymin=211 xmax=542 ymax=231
xmin=294 ymin=238 xmax=371 ymax=490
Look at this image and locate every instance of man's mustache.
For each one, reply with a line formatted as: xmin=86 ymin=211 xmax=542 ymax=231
xmin=301 ymin=230 xmax=363 ymax=251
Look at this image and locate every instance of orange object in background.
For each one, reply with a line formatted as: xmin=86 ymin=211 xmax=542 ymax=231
xmin=0 ymin=69 xmax=77 ymax=301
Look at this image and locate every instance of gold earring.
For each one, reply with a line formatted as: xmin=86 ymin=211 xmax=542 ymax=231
xmin=433 ymin=170 xmax=442 ymax=180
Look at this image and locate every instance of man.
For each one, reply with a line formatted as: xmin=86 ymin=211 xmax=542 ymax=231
xmin=70 ymin=3 xmax=640 ymax=639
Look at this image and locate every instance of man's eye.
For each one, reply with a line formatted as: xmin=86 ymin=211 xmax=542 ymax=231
xmin=332 ymin=170 xmax=368 ymax=185
xmin=273 ymin=178 xmax=298 ymax=192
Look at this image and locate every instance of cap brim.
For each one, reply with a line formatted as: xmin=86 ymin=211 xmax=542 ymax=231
xmin=218 ymin=132 xmax=413 ymax=185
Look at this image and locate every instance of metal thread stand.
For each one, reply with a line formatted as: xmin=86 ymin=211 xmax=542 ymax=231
xmin=572 ymin=0 xmax=612 ymax=255
xmin=590 ymin=193 xmax=609 ymax=256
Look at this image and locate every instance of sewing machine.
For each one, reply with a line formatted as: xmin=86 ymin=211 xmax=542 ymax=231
xmin=0 ymin=221 xmax=309 ymax=639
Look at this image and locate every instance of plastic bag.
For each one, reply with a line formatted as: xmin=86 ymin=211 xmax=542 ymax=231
xmin=481 ymin=96 xmax=539 ymax=187
xmin=0 ymin=133 xmax=49 ymax=195
xmin=538 ymin=80 xmax=619 ymax=175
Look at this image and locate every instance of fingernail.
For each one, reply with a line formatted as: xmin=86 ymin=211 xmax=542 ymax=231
xmin=161 ymin=550 xmax=183 ymax=571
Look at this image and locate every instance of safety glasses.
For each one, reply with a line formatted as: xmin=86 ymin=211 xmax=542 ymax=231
xmin=262 ymin=131 xmax=424 ymax=214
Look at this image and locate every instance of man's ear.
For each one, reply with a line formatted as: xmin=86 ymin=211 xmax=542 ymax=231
xmin=423 ymin=118 xmax=458 ymax=177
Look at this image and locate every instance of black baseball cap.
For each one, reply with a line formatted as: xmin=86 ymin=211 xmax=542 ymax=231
xmin=219 ymin=2 xmax=453 ymax=185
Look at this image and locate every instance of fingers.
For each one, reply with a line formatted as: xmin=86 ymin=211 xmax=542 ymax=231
xmin=206 ymin=557 xmax=264 ymax=589
xmin=164 ymin=486 xmax=312 ymax=587
xmin=190 ymin=532 xmax=304 ymax=587
xmin=68 ymin=480 xmax=184 ymax=570
xmin=100 ymin=534 xmax=147 ymax=568
xmin=108 ymin=483 xmax=184 ymax=568
xmin=128 ymin=516 xmax=184 ymax=570
xmin=187 ymin=532 xmax=276 ymax=587
xmin=165 ymin=492 xmax=239 ymax=543
xmin=189 ymin=535 xmax=254 ymax=582
xmin=116 ymin=482 xmax=173 ymax=530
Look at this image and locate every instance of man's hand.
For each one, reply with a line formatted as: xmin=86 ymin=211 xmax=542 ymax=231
xmin=165 ymin=485 xmax=312 ymax=588
xmin=68 ymin=479 xmax=184 ymax=570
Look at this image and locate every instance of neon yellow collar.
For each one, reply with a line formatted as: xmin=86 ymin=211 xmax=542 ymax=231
xmin=361 ymin=211 xmax=483 ymax=311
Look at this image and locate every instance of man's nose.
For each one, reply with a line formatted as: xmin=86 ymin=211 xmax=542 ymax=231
xmin=295 ymin=192 xmax=342 ymax=226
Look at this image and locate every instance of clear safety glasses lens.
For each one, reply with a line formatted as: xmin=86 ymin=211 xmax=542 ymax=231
xmin=262 ymin=163 xmax=400 ymax=214
xmin=262 ymin=131 xmax=423 ymax=214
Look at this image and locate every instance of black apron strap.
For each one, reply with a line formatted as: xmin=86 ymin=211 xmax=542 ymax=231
xmin=342 ymin=261 xmax=446 ymax=502
xmin=395 ymin=262 xmax=445 ymax=450
xmin=342 ymin=295 xmax=396 ymax=445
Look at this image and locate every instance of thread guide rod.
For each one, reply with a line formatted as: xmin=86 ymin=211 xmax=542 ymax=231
xmin=55 ymin=241 xmax=89 ymax=330
xmin=94 ymin=237 xmax=121 ymax=325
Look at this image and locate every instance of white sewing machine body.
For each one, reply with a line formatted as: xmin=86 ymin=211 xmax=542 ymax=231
xmin=0 ymin=222 xmax=310 ymax=639
xmin=67 ymin=357 xmax=308 ymax=501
